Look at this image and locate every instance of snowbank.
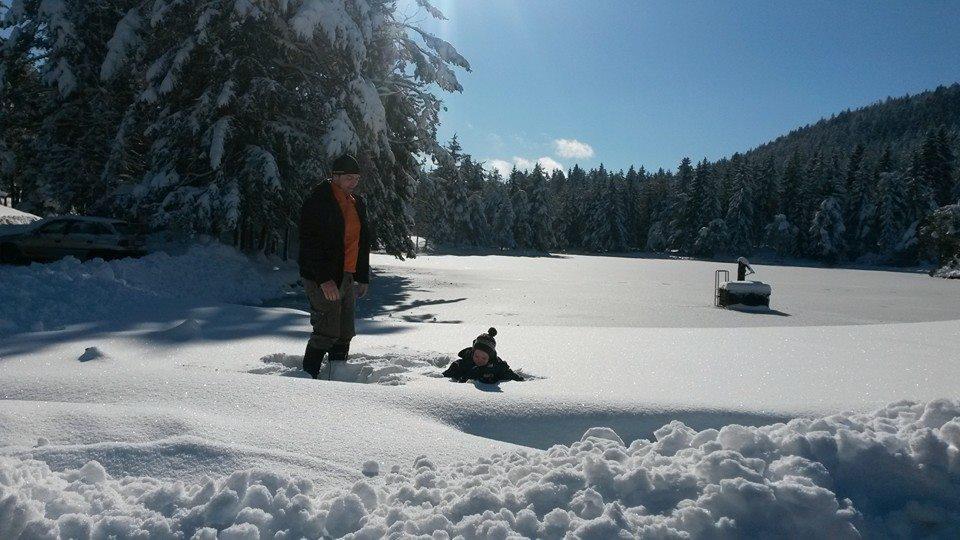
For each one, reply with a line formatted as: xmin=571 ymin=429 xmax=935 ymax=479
xmin=0 ymin=205 xmax=40 ymax=226
xmin=0 ymin=244 xmax=286 ymax=334
xmin=3 ymin=400 xmax=959 ymax=538
xmin=934 ymin=259 xmax=960 ymax=279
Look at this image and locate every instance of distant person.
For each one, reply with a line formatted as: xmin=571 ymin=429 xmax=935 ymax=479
xmin=737 ymin=256 xmax=755 ymax=281
xmin=442 ymin=328 xmax=524 ymax=384
xmin=298 ymin=154 xmax=371 ymax=379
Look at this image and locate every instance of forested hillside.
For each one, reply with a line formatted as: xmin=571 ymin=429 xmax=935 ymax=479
xmin=415 ymin=85 xmax=960 ymax=267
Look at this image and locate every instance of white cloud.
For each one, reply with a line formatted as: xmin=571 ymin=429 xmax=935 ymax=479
xmin=534 ymin=156 xmax=564 ymax=174
xmin=513 ymin=157 xmax=536 ymax=171
xmin=486 ymin=157 xmax=565 ymax=177
xmin=553 ymin=138 xmax=594 ymax=159
xmin=488 ymin=159 xmax=513 ymax=177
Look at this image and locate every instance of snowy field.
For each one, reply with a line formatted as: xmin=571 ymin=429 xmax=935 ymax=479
xmin=2 ymin=246 xmax=960 ymax=538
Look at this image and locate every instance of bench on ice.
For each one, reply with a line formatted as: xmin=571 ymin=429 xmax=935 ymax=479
xmin=714 ymin=257 xmax=772 ymax=308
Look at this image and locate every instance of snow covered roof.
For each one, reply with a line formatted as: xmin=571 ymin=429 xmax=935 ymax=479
xmin=0 ymin=205 xmax=41 ymax=225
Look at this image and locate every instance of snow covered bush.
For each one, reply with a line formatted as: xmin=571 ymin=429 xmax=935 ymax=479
xmin=3 ymin=400 xmax=960 ymax=538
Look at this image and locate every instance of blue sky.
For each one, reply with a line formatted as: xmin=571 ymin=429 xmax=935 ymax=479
xmin=405 ymin=0 xmax=960 ymax=175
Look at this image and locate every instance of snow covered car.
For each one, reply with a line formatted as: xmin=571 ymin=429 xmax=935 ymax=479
xmin=0 ymin=216 xmax=146 ymax=264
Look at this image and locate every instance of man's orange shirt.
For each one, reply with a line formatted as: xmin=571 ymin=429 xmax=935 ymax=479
xmin=330 ymin=182 xmax=361 ymax=273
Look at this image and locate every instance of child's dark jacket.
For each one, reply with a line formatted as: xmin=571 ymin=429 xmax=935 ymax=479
xmin=442 ymin=348 xmax=524 ymax=383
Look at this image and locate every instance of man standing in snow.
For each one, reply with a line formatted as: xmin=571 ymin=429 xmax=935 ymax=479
xmin=298 ymin=154 xmax=371 ymax=379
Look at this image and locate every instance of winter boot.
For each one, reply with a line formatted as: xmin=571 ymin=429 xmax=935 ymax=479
xmin=328 ymin=341 xmax=350 ymax=362
xmin=302 ymin=344 xmax=328 ymax=379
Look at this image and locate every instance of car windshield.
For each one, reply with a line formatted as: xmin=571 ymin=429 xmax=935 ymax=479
xmin=36 ymin=220 xmax=72 ymax=234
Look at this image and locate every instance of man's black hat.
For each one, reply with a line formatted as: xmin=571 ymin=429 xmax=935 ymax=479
xmin=331 ymin=154 xmax=360 ymax=175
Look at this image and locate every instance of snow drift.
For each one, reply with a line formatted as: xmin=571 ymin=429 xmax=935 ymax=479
xmin=3 ymin=399 xmax=959 ymax=539
xmin=0 ymin=244 xmax=286 ymax=334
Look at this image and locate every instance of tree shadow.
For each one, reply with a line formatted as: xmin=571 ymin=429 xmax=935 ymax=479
xmin=0 ymin=266 xmax=447 ymax=359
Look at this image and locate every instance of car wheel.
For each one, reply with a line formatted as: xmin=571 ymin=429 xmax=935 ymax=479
xmin=0 ymin=243 xmax=26 ymax=265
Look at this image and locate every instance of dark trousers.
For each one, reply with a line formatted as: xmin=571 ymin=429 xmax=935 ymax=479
xmin=304 ymin=273 xmax=355 ymax=353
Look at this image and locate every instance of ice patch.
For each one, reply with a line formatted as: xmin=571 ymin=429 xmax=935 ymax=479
xmin=2 ymin=400 xmax=959 ymax=538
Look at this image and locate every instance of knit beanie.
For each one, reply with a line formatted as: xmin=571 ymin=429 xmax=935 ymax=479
xmin=331 ymin=154 xmax=360 ymax=175
xmin=472 ymin=327 xmax=498 ymax=359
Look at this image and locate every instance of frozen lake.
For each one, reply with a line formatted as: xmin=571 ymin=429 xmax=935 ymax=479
xmin=368 ymin=253 xmax=960 ymax=327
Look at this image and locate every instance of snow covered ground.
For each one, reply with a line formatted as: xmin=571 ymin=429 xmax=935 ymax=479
xmin=2 ymin=247 xmax=960 ymax=538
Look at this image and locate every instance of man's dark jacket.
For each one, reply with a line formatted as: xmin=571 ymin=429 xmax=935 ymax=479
xmin=298 ymin=180 xmax=370 ymax=285
xmin=442 ymin=347 xmax=524 ymax=384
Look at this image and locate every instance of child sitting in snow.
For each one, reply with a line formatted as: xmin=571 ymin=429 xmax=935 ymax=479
xmin=442 ymin=328 xmax=524 ymax=384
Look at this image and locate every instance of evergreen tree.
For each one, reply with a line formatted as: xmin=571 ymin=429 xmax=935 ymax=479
xmin=762 ymin=214 xmax=799 ymax=257
xmin=672 ymin=157 xmax=700 ymax=250
xmin=809 ymin=197 xmax=846 ymax=263
xmin=487 ymin=184 xmax=516 ymax=249
xmin=755 ymin=155 xmax=779 ymax=230
xmin=0 ymin=21 xmax=46 ymax=207
xmin=920 ymin=202 xmax=960 ymax=267
xmin=526 ymin=164 xmax=555 ymax=251
xmin=920 ymin=128 xmax=955 ymax=207
xmin=582 ymin=176 xmax=628 ymax=253
xmin=3 ymin=0 xmax=140 ymax=214
xmin=465 ymin=192 xmax=489 ymax=246
xmin=779 ymin=151 xmax=805 ymax=245
xmin=725 ymin=158 xmax=756 ymax=254
xmin=623 ymin=165 xmax=641 ymax=248
xmin=560 ymin=165 xmax=588 ymax=249
xmin=878 ymin=171 xmax=908 ymax=257
xmin=511 ymin=188 xmax=533 ymax=249
xmin=693 ymin=218 xmax=729 ymax=258
xmin=4 ymin=0 xmax=469 ymax=255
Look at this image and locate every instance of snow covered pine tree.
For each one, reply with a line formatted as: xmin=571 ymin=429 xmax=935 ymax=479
xmin=6 ymin=0 xmax=469 ymax=254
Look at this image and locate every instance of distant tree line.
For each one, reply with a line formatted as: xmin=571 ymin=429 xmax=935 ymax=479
xmin=416 ymin=112 xmax=960 ymax=267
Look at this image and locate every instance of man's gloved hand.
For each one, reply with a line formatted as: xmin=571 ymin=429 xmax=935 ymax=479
xmin=355 ymin=282 xmax=369 ymax=298
xmin=320 ymin=280 xmax=340 ymax=301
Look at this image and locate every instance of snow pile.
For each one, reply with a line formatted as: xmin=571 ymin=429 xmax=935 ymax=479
xmin=0 ymin=205 xmax=40 ymax=225
xmin=0 ymin=244 xmax=285 ymax=334
xmin=3 ymin=400 xmax=959 ymax=538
